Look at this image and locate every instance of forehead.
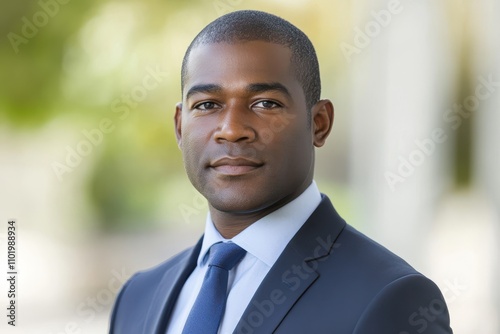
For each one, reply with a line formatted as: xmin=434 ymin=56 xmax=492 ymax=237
xmin=183 ymin=41 xmax=300 ymax=96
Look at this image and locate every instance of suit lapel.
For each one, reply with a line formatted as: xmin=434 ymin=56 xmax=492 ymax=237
xmin=233 ymin=195 xmax=346 ymax=334
xmin=143 ymin=237 xmax=203 ymax=334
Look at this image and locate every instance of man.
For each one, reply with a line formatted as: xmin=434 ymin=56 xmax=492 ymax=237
xmin=110 ymin=10 xmax=453 ymax=334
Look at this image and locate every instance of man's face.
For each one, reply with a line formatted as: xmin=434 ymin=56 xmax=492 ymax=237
xmin=175 ymin=41 xmax=324 ymax=216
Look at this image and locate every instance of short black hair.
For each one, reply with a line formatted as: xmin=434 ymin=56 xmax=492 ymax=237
xmin=181 ymin=10 xmax=321 ymax=112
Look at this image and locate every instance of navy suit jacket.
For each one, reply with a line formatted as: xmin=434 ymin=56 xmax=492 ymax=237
xmin=110 ymin=195 xmax=453 ymax=333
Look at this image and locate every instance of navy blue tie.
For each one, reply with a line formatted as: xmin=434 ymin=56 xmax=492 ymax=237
xmin=182 ymin=242 xmax=246 ymax=334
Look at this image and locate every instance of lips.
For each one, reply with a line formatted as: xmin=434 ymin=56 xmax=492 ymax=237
xmin=209 ymin=157 xmax=263 ymax=176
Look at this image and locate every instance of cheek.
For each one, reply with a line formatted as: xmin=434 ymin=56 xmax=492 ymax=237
xmin=180 ymin=125 xmax=205 ymax=169
xmin=277 ymin=125 xmax=313 ymax=171
xmin=180 ymin=120 xmax=219 ymax=184
xmin=182 ymin=120 xmax=209 ymax=151
xmin=265 ymin=120 xmax=311 ymax=155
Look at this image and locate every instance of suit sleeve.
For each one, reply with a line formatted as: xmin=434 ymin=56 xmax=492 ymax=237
xmin=353 ymin=274 xmax=453 ymax=334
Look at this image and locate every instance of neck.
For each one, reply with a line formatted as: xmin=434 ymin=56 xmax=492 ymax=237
xmin=209 ymin=206 xmax=278 ymax=239
xmin=209 ymin=179 xmax=313 ymax=239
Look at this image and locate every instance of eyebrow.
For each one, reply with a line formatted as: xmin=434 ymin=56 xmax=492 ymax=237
xmin=185 ymin=84 xmax=222 ymax=100
xmin=247 ymin=82 xmax=292 ymax=99
xmin=185 ymin=82 xmax=292 ymax=100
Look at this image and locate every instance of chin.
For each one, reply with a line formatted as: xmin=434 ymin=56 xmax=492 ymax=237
xmin=207 ymin=193 xmax=269 ymax=215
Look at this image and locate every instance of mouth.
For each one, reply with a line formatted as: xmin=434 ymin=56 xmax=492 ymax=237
xmin=209 ymin=157 xmax=264 ymax=176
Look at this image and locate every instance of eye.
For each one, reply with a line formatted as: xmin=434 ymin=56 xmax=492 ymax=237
xmin=253 ymin=100 xmax=282 ymax=109
xmin=194 ymin=101 xmax=219 ymax=110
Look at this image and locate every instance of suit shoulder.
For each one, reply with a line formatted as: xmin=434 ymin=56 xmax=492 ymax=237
xmin=353 ymin=274 xmax=452 ymax=333
xmin=109 ymin=245 xmax=197 ymax=333
xmin=114 ymin=245 xmax=195 ymax=301
xmin=338 ymin=223 xmax=420 ymax=278
xmin=307 ymin=222 xmax=452 ymax=332
xmin=133 ymin=245 xmax=195 ymax=279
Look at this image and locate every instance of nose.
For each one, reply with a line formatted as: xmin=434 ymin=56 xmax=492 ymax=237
xmin=214 ymin=106 xmax=256 ymax=143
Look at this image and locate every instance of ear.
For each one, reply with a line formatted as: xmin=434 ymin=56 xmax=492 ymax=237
xmin=311 ymin=99 xmax=334 ymax=147
xmin=174 ymin=102 xmax=183 ymax=148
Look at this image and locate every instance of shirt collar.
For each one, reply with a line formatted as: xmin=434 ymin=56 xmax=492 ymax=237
xmin=197 ymin=180 xmax=321 ymax=267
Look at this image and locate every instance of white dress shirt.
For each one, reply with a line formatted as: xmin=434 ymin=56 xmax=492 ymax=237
xmin=166 ymin=181 xmax=321 ymax=334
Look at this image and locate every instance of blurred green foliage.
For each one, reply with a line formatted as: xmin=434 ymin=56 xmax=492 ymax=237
xmin=1 ymin=0 xmax=96 ymax=125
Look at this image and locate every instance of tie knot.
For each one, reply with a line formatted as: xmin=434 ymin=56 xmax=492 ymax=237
xmin=208 ymin=242 xmax=246 ymax=271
